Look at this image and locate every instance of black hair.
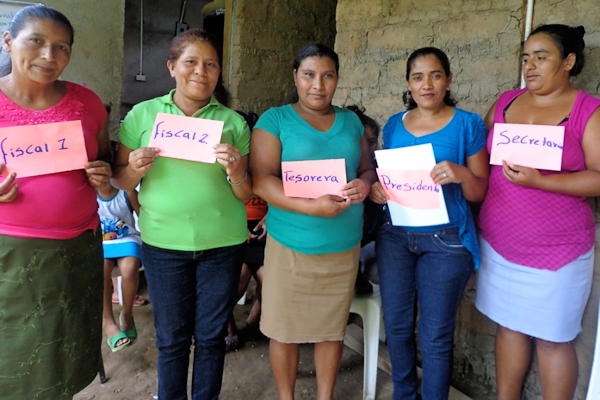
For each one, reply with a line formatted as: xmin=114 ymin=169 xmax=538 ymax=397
xmin=0 ymin=5 xmax=74 ymax=77
xmin=9 ymin=5 xmax=74 ymax=45
xmin=345 ymin=105 xmax=380 ymax=138
xmin=402 ymin=47 xmax=457 ymax=110
xmin=529 ymin=24 xmax=586 ymax=76
xmin=286 ymin=43 xmax=339 ymax=104
xmin=236 ymin=110 xmax=260 ymax=131
xmin=213 ymin=81 xmax=230 ymax=107
xmin=168 ymin=28 xmax=222 ymax=67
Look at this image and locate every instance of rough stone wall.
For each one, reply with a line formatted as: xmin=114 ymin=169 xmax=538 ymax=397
xmin=225 ymin=0 xmax=337 ymax=114
xmin=45 ymin=0 xmax=125 ymax=138
xmin=334 ymin=1 xmax=600 ymax=399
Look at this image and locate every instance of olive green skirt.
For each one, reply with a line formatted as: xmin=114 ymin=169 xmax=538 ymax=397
xmin=0 ymin=230 xmax=103 ymax=399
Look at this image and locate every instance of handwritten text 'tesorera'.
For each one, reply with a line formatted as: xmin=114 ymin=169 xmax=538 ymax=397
xmin=283 ymin=170 xmax=341 ymax=184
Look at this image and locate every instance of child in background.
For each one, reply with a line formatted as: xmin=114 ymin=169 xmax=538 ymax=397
xmin=346 ymin=105 xmax=383 ymax=295
xmin=97 ymin=153 xmax=142 ymax=352
xmin=226 ymin=110 xmax=265 ymax=351
xmin=225 ymin=197 xmax=267 ymax=351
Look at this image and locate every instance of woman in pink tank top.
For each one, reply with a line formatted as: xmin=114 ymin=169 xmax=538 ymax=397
xmin=0 ymin=5 xmax=111 ymax=400
xmin=476 ymin=24 xmax=600 ymax=399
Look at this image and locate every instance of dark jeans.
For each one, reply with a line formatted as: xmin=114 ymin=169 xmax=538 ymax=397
xmin=376 ymin=223 xmax=472 ymax=400
xmin=143 ymin=242 xmax=245 ymax=400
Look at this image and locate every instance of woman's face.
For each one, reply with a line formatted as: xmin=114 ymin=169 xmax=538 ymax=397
xmin=521 ymin=33 xmax=574 ymax=93
xmin=406 ymin=54 xmax=452 ymax=110
xmin=293 ymin=56 xmax=338 ymax=111
xmin=2 ymin=18 xmax=72 ymax=84
xmin=167 ymin=40 xmax=221 ymax=106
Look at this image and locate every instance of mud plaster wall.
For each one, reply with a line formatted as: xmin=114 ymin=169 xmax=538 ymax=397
xmin=44 ymin=0 xmax=125 ymax=138
xmin=225 ymin=0 xmax=337 ymax=114
xmin=333 ymin=1 xmax=600 ymax=399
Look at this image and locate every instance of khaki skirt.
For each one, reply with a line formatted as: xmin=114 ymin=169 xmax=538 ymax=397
xmin=260 ymin=235 xmax=360 ymax=343
xmin=0 ymin=230 xmax=104 ymax=399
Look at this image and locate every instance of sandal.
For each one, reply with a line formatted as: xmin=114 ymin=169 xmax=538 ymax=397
xmin=120 ymin=315 xmax=138 ymax=346
xmin=225 ymin=335 xmax=241 ymax=352
xmin=107 ymin=331 xmax=130 ymax=353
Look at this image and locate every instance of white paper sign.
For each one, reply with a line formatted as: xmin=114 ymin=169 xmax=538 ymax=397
xmin=375 ymin=143 xmax=449 ymax=227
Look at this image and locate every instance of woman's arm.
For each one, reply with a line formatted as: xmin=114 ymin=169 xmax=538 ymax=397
xmin=484 ymin=101 xmax=498 ymax=131
xmin=342 ymin=135 xmax=377 ymax=203
xmin=430 ymin=148 xmax=489 ymax=202
xmin=96 ymin=124 xmax=112 ymax=162
xmin=85 ymin=124 xmax=112 ymax=188
xmin=503 ymin=108 xmax=600 ymax=197
xmin=214 ymin=143 xmax=253 ymax=200
xmin=126 ymin=189 xmax=141 ymax=216
xmin=111 ymin=144 xmax=158 ymax=191
xmin=250 ymin=128 xmax=350 ymax=217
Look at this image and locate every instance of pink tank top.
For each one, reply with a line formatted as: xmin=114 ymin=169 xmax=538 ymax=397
xmin=478 ymin=89 xmax=599 ymax=270
xmin=0 ymin=82 xmax=107 ymax=239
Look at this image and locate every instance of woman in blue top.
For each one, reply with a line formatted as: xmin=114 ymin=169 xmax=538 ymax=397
xmin=250 ymin=43 xmax=377 ymax=400
xmin=370 ymin=47 xmax=489 ymax=400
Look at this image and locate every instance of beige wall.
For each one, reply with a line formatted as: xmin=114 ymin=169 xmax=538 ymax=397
xmin=334 ymin=1 xmax=600 ymax=399
xmin=224 ymin=0 xmax=337 ymax=113
xmin=45 ymin=0 xmax=125 ymax=138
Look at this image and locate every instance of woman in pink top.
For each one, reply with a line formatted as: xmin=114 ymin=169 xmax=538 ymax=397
xmin=476 ymin=24 xmax=600 ymax=399
xmin=0 ymin=5 xmax=111 ymax=400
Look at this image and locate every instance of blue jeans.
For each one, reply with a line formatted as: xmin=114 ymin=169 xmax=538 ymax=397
xmin=143 ymin=242 xmax=245 ymax=400
xmin=376 ymin=222 xmax=472 ymax=400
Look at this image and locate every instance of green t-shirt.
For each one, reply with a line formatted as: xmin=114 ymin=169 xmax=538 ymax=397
xmin=255 ymin=104 xmax=364 ymax=254
xmin=119 ymin=92 xmax=250 ymax=251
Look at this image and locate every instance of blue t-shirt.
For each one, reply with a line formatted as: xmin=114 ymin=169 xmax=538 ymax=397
xmin=255 ymin=104 xmax=364 ymax=254
xmin=383 ymin=108 xmax=486 ymax=232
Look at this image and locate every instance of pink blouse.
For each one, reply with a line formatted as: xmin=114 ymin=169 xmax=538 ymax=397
xmin=0 ymin=82 xmax=107 ymax=239
xmin=478 ymin=89 xmax=599 ymax=270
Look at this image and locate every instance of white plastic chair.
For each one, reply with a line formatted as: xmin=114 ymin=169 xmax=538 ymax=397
xmin=115 ymin=265 xmax=145 ymax=305
xmin=586 ymin=296 xmax=600 ymax=400
xmin=349 ymin=285 xmax=386 ymax=400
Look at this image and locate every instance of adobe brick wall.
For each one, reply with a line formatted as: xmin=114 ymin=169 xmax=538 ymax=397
xmin=226 ymin=0 xmax=337 ymax=113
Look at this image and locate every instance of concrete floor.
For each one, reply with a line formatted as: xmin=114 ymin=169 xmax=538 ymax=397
xmin=75 ymin=287 xmax=395 ymax=400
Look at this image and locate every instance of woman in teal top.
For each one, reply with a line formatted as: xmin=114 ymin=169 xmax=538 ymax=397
xmin=113 ymin=29 xmax=251 ymax=400
xmin=250 ymin=43 xmax=377 ymax=400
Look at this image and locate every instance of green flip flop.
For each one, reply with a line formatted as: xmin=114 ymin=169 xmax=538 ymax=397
xmin=107 ymin=331 xmax=130 ymax=352
xmin=120 ymin=315 xmax=138 ymax=346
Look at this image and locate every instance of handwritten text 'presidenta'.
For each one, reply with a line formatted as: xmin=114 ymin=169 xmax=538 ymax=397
xmin=379 ymin=174 xmax=440 ymax=193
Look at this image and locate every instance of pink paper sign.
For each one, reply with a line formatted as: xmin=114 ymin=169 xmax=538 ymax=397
xmin=376 ymin=168 xmax=441 ymax=209
xmin=148 ymin=112 xmax=224 ymax=163
xmin=0 ymin=120 xmax=88 ymax=178
xmin=282 ymin=159 xmax=347 ymax=199
xmin=490 ymin=123 xmax=565 ymax=171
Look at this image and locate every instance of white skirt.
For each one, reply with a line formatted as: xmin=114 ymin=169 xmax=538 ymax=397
xmin=475 ymin=237 xmax=594 ymax=342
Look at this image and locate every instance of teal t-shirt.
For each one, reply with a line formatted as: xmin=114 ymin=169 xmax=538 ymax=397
xmin=119 ymin=92 xmax=250 ymax=251
xmin=255 ymin=104 xmax=364 ymax=254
